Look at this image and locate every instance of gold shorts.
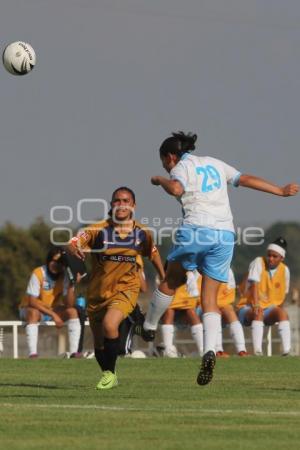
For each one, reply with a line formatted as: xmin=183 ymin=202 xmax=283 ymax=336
xmin=217 ymin=301 xmax=234 ymax=309
xmin=87 ymin=290 xmax=139 ymax=325
xmin=169 ymin=297 xmax=198 ymax=310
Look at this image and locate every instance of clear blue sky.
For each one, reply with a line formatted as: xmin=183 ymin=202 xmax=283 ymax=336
xmin=0 ymin=0 xmax=299 ymax=230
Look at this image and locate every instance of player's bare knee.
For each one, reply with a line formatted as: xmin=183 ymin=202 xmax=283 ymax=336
xmin=102 ymin=318 xmax=119 ymax=338
xmin=253 ymin=310 xmax=263 ymax=320
xmin=278 ymin=308 xmax=289 ymax=321
xmin=26 ymin=307 xmax=40 ymax=323
xmin=103 ymin=325 xmax=119 ymax=339
xmin=65 ymin=307 xmax=78 ymax=319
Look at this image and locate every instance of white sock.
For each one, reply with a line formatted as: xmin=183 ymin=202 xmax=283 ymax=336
xmin=191 ymin=323 xmax=203 ymax=356
xmin=161 ymin=324 xmax=175 ymax=352
xmin=67 ymin=318 xmax=81 ymax=354
xmin=202 ymin=312 xmax=221 ymax=354
xmin=215 ymin=325 xmax=224 ymax=352
xmin=144 ymin=289 xmax=174 ymax=331
xmin=251 ymin=320 xmax=264 ymax=354
xmin=230 ymin=320 xmax=247 ymax=353
xmin=0 ymin=328 xmax=3 ymax=353
xmin=26 ymin=323 xmax=38 ymax=356
xmin=278 ymin=320 xmax=291 ymax=355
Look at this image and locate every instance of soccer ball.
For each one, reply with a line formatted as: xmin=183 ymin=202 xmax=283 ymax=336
xmin=130 ymin=350 xmax=147 ymax=359
xmin=2 ymin=41 xmax=36 ymax=75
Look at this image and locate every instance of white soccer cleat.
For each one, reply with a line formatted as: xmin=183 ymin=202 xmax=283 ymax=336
xmin=163 ymin=345 xmax=179 ymax=358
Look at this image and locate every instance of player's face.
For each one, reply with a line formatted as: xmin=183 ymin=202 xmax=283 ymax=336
xmin=160 ymin=154 xmax=178 ymax=173
xmin=48 ymin=255 xmax=64 ymax=275
xmin=266 ymin=250 xmax=283 ymax=269
xmin=111 ymin=190 xmax=135 ymax=221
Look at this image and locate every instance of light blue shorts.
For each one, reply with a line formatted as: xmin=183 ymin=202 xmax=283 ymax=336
xmin=19 ymin=308 xmax=52 ymax=322
xmin=167 ymin=226 xmax=235 ymax=282
xmin=238 ymin=305 xmax=276 ymax=326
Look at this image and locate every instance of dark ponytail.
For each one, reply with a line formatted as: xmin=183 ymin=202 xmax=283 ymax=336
xmin=159 ymin=131 xmax=197 ymax=158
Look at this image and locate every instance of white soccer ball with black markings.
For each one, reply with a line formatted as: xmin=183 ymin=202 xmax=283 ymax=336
xmin=2 ymin=41 xmax=36 ymax=76
xmin=130 ymin=350 xmax=147 ymax=359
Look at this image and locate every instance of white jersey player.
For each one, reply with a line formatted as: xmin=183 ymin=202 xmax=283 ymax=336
xmin=140 ymin=131 xmax=298 ymax=386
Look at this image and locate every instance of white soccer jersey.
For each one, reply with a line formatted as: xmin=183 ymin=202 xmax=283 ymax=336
xmin=248 ymin=257 xmax=290 ymax=294
xmin=170 ymin=154 xmax=241 ymax=232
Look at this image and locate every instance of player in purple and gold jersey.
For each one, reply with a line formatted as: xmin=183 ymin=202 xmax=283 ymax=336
xmin=68 ymin=187 xmax=165 ymax=390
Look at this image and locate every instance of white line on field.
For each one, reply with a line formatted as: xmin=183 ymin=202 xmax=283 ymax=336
xmin=2 ymin=403 xmax=300 ymax=416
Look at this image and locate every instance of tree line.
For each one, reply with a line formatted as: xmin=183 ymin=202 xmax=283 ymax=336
xmin=0 ymin=218 xmax=299 ymax=319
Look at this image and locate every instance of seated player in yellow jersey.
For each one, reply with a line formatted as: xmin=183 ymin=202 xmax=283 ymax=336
xmin=19 ymin=247 xmax=81 ymax=358
xmin=161 ymin=264 xmax=203 ymax=357
xmin=236 ymin=237 xmax=291 ymax=356
xmin=68 ymin=187 xmax=165 ymax=390
xmin=196 ymin=269 xmax=248 ymax=357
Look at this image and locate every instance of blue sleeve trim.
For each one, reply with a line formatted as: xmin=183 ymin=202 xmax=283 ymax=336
xmin=180 ymin=153 xmax=189 ymax=161
xmin=232 ymin=172 xmax=241 ymax=187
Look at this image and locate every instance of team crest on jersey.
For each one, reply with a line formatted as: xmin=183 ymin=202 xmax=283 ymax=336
xmin=43 ymin=281 xmax=51 ymax=290
xmin=275 ymin=282 xmax=281 ymax=289
xmin=77 ymin=231 xmax=89 ymax=242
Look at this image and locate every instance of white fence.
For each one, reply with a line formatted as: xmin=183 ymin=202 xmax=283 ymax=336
xmin=0 ymin=320 xmax=90 ymax=359
xmin=1 ymin=303 xmax=299 ymax=358
xmin=0 ymin=320 xmax=276 ymax=358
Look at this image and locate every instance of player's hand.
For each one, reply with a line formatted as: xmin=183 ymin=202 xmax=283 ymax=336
xmin=52 ymin=313 xmax=64 ymax=328
xmin=281 ymin=183 xmax=299 ymax=197
xmin=252 ymin=305 xmax=263 ymax=318
xmin=76 ymin=273 xmax=85 ymax=283
xmin=151 ymin=176 xmax=162 ymax=186
xmin=68 ymin=242 xmax=86 ymax=261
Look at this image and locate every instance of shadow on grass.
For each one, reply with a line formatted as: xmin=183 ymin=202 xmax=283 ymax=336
xmin=0 ymin=382 xmax=91 ymax=391
xmin=0 ymin=383 xmax=62 ymax=389
xmin=263 ymin=387 xmax=300 ymax=393
xmin=0 ymin=394 xmax=49 ymax=399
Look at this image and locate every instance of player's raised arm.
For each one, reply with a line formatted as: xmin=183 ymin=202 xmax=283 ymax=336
xmin=67 ymin=227 xmax=96 ymax=260
xmin=67 ymin=238 xmax=86 ymax=260
xmin=151 ymin=176 xmax=184 ymax=197
xmin=238 ymin=174 xmax=299 ymax=197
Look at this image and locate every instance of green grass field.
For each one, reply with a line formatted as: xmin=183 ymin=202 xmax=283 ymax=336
xmin=1 ymin=357 xmax=300 ymax=450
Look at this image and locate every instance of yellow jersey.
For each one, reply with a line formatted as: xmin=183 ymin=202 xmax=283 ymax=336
xmin=20 ymin=266 xmax=65 ymax=309
xmin=73 ymin=219 xmax=158 ymax=312
xmin=236 ymin=257 xmax=287 ymax=309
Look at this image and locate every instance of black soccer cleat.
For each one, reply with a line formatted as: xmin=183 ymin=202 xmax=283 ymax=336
xmin=133 ymin=324 xmax=156 ymax=342
xmin=197 ymin=351 xmax=216 ymax=386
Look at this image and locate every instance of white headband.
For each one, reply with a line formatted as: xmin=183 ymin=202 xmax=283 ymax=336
xmin=267 ymin=243 xmax=286 ymax=258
